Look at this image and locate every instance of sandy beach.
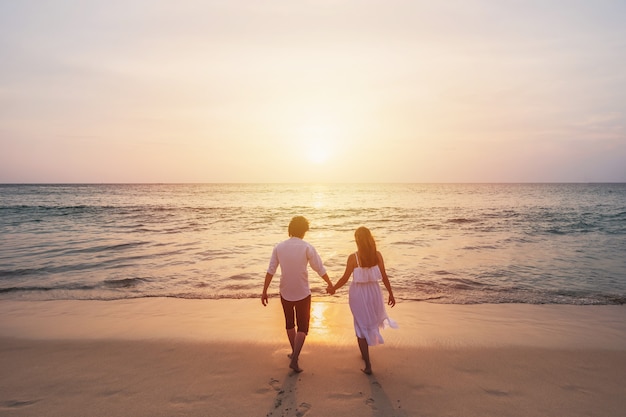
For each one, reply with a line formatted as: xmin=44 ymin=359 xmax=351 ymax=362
xmin=1 ymin=298 xmax=625 ymax=417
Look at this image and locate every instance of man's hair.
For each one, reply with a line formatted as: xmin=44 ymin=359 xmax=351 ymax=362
xmin=288 ymin=216 xmax=310 ymax=238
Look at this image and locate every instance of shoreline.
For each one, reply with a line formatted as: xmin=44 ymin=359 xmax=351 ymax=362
xmin=1 ymin=298 xmax=625 ymax=348
xmin=1 ymin=299 xmax=625 ymax=416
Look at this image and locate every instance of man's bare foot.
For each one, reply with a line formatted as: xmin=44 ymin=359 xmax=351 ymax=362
xmin=289 ymin=361 xmax=303 ymax=373
xmin=361 ymin=367 xmax=372 ymax=375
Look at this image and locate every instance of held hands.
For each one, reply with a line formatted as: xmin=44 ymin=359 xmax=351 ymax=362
xmin=263 ymin=285 xmax=335 ymax=304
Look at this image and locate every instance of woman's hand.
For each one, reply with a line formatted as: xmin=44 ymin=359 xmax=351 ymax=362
xmin=388 ymin=294 xmax=396 ymax=307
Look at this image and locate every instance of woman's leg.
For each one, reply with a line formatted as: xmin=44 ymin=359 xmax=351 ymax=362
xmin=358 ymin=337 xmax=372 ymax=374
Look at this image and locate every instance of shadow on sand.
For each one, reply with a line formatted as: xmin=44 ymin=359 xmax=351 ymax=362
xmin=365 ymin=374 xmax=407 ymax=417
xmin=264 ymin=369 xmax=405 ymax=417
xmin=266 ymin=371 xmax=311 ymax=417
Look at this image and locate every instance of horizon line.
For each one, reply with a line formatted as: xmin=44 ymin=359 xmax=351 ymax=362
xmin=1 ymin=181 xmax=625 ymax=186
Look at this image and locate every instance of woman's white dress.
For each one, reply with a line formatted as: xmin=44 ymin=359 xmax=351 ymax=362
xmin=349 ymin=253 xmax=398 ymax=346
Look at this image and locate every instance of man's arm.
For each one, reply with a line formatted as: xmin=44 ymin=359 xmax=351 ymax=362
xmin=261 ymin=272 xmax=273 ymax=306
xmin=307 ymin=245 xmax=333 ymax=294
xmin=320 ymin=273 xmax=334 ymax=295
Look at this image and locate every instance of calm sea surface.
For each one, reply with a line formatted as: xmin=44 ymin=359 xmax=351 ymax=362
xmin=1 ymin=183 xmax=625 ymax=304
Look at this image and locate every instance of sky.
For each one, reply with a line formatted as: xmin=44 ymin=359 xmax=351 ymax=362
xmin=1 ymin=0 xmax=625 ymax=183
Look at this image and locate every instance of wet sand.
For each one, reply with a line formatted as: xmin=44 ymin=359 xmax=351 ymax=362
xmin=1 ymin=298 xmax=625 ymax=416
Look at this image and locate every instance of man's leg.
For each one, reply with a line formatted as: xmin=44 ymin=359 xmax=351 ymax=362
xmin=286 ymin=327 xmax=296 ymax=354
xmin=281 ymin=297 xmax=297 ymax=356
xmin=289 ymin=295 xmax=311 ymax=373
xmin=289 ymin=331 xmax=306 ymax=373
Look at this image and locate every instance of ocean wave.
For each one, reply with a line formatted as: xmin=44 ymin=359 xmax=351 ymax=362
xmin=1 ymin=287 xmax=623 ymax=305
xmin=460 ymin=245 xmax=498 ymax=250
xmin=2 ymin=183 xmax=625 ymax=306
xmin=0 ymin=283 xmax=97 ymax=294
xmin=446 ymin=218 xmax=479 ymax=224
xmin=103 ymin=277 xmax=150 ymax=288
xmin=441 ymin=277 xmax=491 ymax=289
xmin=63 ymin=242 xmax=150 ymax=255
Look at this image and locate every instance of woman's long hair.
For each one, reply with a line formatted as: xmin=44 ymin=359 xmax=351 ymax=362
xmin=355 ymin=226 xmax=378 ymax=267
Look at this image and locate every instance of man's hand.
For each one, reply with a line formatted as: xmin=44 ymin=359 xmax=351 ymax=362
xmin=326 ymin=283 xmax=335 ymax=295
xmin=261 ymin=292 xmax=269 ymax=306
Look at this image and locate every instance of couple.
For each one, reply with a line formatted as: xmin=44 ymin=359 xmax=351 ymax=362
xmin=261 ymin=216 xmax=397 ymax=375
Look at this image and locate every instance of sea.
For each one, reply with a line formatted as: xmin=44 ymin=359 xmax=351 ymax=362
xmin=1 ymin=183 xmax=625 ymax=305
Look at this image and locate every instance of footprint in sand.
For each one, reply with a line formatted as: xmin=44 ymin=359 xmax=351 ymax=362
xmin=1 ymin=400 xmax=39 ymax=409
xmin=169 ymin=394 xmax=212 ymax=405
xmin=269 ymin=378 xmax=282 ymax=392
xmin=561 ymin=384 xmax=591 ymax=394
xmin=482 ymin=388 xmax=510 ymax=397
xmin=329 ymin=392 xmax=363 ymax=399
xmin=295 ymin=402 xmax=311 ymax=417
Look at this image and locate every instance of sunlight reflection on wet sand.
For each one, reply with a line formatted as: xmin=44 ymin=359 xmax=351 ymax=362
xmin=1 ymin=298 xmax=624 ymax=350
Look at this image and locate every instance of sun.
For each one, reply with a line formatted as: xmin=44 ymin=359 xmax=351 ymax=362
xmin=308 ymin=144 xmax=331 ymax=164
xmin=299 ymin=124 xmax=338 ymax=165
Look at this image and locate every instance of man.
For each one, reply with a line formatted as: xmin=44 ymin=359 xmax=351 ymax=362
xmin=262 ymin=216 xmax=333 ymax=373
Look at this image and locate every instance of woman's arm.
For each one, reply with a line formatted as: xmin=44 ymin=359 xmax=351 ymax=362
xmin=332 ymin=254 xmax=357 ymax=292
xmin=377 ymin=251 xmax=396 ymax=307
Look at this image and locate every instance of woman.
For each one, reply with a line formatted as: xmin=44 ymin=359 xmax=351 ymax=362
xmin=332 ymin=226 xmax=397 ymax=374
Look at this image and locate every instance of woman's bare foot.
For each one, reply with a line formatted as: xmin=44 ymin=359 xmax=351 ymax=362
xmin=289 ymin=360 xmax=303 ymax=373
xmin=361 ymin=359 xmax=372 ymax=375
